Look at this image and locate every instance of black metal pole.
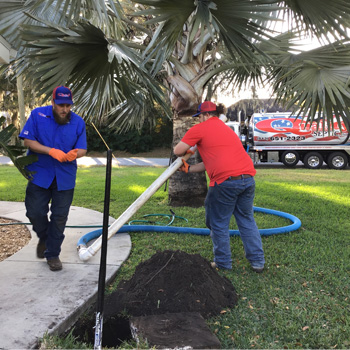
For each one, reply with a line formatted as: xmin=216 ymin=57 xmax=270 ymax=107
xmin=94 ymin=149 xmax=112 ymax=350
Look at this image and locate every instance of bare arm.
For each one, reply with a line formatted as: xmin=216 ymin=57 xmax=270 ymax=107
xmin=174 ymin=142 xmax=205 ymax=173
xmin=188 ymin=162 xmax=206 ymax=173
xmin=76 ymin=149 xmax=87 ymax=158
xmin=173 ymin=141 xmax=190 ymax=157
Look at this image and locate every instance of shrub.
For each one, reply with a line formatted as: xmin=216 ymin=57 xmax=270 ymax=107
xmin=86 ymin=116 xmax=172 ymax=154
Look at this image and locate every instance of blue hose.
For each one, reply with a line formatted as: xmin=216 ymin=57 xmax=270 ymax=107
xmin=77 ymin=206 xmax=301 ymax=247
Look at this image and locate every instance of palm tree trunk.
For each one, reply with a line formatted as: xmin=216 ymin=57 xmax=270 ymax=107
xmin=17 ymin=75 xmax=25 ymax=131
xmin=168 ymin=113 xmax=207 ymax=207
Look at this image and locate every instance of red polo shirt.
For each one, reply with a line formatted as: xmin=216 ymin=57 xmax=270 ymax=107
xmin=181 ymin=117 xmax=256 ymax=186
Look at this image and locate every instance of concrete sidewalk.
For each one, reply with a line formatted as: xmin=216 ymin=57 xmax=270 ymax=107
xmin=0 ymin=201 xmax=132 ymax=350
xmin=0 ymin=155 xmax=169 ymax=167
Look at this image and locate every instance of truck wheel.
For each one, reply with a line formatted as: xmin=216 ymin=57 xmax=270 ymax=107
xmin=304 ymin=152 xmax=323 ymax=169
xmin=281 ymin=151 xmax=300 ymax=167
xmin=327 ymin=152 xmax=348 ymax=170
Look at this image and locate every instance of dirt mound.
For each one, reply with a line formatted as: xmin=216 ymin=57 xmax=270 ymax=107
xmin=104 ymin=250 xmax=238 ymax=319
xmin=71 ymin=250 xmax=238 ymax=347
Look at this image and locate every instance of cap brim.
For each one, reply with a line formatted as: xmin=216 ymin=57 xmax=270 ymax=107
xmin=192 ymin=109 xmax=217 ymax=117
xmin=54 ymin=99 xmax=74 ymax=105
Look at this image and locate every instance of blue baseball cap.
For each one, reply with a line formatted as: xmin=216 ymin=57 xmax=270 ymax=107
xmin=52 ymin=86 xmax=74 ymax=105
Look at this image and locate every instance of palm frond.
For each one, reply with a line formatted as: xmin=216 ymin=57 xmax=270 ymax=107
xmin=12 ymin=17 xmax=168 ymax=129
xmin=0 ymin=117 xmax=37 ymax=180
xmin=31 ymin=0 xmax=121 ymax=23
xmin=105 ymin=87 xmax=170 ymax=133
xmin=0 ymin=0 xmax=125 ymax=52
xmin=268 ymin=41 xmax=350 ymax=130
xmin=198 ymin=32 xmax=297 ymax=93
xmin=133 ymin=0 xmax=281 ymax=74
xmin=210 ymin=0 xmax=280 ymax=61
xmin=0 ymin=1 xmax=48 ymax=50
xmin=134 ymin=0 xmax=195 ymax=74
xmin=282 ymin=0 xmax=350 ymax=39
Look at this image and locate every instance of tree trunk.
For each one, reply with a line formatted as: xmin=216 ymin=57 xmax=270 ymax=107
xmin=17 ymin=75 xmax=25 ymax=131
xmin=168 ymin=112 xmax=207 ymax=207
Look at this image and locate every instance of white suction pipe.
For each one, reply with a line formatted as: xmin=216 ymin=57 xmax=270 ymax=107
xmin=78 ymin=151 xmax=193 ymax=261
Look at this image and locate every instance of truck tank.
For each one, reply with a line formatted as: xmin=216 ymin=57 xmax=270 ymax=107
xmin=250 ymin=113 xmax=349 ymax=146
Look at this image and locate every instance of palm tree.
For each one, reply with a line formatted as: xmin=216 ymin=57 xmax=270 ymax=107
xmin=1 ymin=0 xmax=350 ymax=206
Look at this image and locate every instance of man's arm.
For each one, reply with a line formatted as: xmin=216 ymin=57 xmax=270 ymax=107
xmin=188 ymin=162 xmax=206 ymax=172
xmin=173 ymin=141 xmax=191 ymax=157
xmin=23 ymin=139 xmax=86 ymax=157
xmin=24 ymin=139 xmax=86 ymax=161
xmin=23 ymin=139 xmax=51 ymax=154
xmin=174 ymin=141 xmax=205 ymax=173
xmin=76 ymin=149 xmax=87 ymax=158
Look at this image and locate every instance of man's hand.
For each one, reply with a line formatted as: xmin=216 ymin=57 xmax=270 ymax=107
xmin=49 ymin=148 xmax=68 ymax=162
xmin=66 ymin=149 xmax=78 ymax=162
xmin=187 ymin=145 xmax=197 ymax=155
xmin=179 ymin=159 xmax=190 ymax=173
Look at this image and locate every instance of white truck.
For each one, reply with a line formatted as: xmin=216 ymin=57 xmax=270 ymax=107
xmin=226 ymin=112 xmax=350 ymax=169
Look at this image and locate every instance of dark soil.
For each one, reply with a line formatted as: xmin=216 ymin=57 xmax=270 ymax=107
xmin=104 ymin=249 xmax=238 ymax=318
xmin=72 ymin=250 xmax=238 ymax=347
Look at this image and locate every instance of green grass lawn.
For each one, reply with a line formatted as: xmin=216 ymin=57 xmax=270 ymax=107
xmin=1 ymin=164 xmax=350 ymax=349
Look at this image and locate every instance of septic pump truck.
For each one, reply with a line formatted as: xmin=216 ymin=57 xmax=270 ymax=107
xmin=226 ymin=112 xmax=350 ymax=170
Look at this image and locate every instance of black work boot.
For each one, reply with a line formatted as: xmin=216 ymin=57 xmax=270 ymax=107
xmin=47 ymin=257 xmax=63 ymax=271
xmin=36 ymin=240 xmax=46 ymax=259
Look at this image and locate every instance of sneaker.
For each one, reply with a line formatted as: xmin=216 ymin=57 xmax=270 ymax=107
xmin=211 ymin=262 xmax=231 ymax=270
xmin=47 ymin=257 xmax=62 ymax=271
xmin=36 ymin=240 xmax=46 ymax=259
xmin=211 ymin=262 xmax=218 ymax=269
xmin=251 ymin=266 xmax=264 ymax=273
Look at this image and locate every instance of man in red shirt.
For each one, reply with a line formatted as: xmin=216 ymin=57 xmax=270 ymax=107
xmin=174 ymin=101 xmax=265 ymax=272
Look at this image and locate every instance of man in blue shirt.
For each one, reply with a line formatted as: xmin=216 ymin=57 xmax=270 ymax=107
xmin=19 ymin=86 xmax=87 ymax=271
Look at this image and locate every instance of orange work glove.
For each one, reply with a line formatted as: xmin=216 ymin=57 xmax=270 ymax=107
xmin=179 ymin=159 xmax=190 ymax=173
xmin=187 ymin=145 xmax=197 ymax=154
xmin=49 ymin=148 xmax=68 ymax=162
xmin=66 ymin=149 xmax=78 ymax=162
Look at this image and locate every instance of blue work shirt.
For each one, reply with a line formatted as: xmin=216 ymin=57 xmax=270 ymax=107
xmin=19 ymin=105 xmax=87 ymax=191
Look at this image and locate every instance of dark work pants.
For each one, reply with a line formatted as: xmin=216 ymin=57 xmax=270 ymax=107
xmin=25 ymin=179 xmax=74 ymax=259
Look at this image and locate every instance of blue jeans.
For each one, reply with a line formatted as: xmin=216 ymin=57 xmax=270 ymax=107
xmin=205 ymin=177 xmax=265 ymax=269
xmin=25 ymin=178 xmax=74 ymax=259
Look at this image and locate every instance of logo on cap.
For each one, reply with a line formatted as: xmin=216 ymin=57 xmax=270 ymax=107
xmin=52 ymin=86 xmax=74 ymax=105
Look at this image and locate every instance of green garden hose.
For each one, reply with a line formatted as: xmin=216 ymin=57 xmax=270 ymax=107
xmin=128 ymin=209 xmax=188 ymax=226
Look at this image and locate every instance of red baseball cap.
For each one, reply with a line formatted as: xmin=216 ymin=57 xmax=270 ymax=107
xmin=192 ymin=101 xmax=217 ymax=117
xmin=52 ymin=86 xmax=74 ymax=105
